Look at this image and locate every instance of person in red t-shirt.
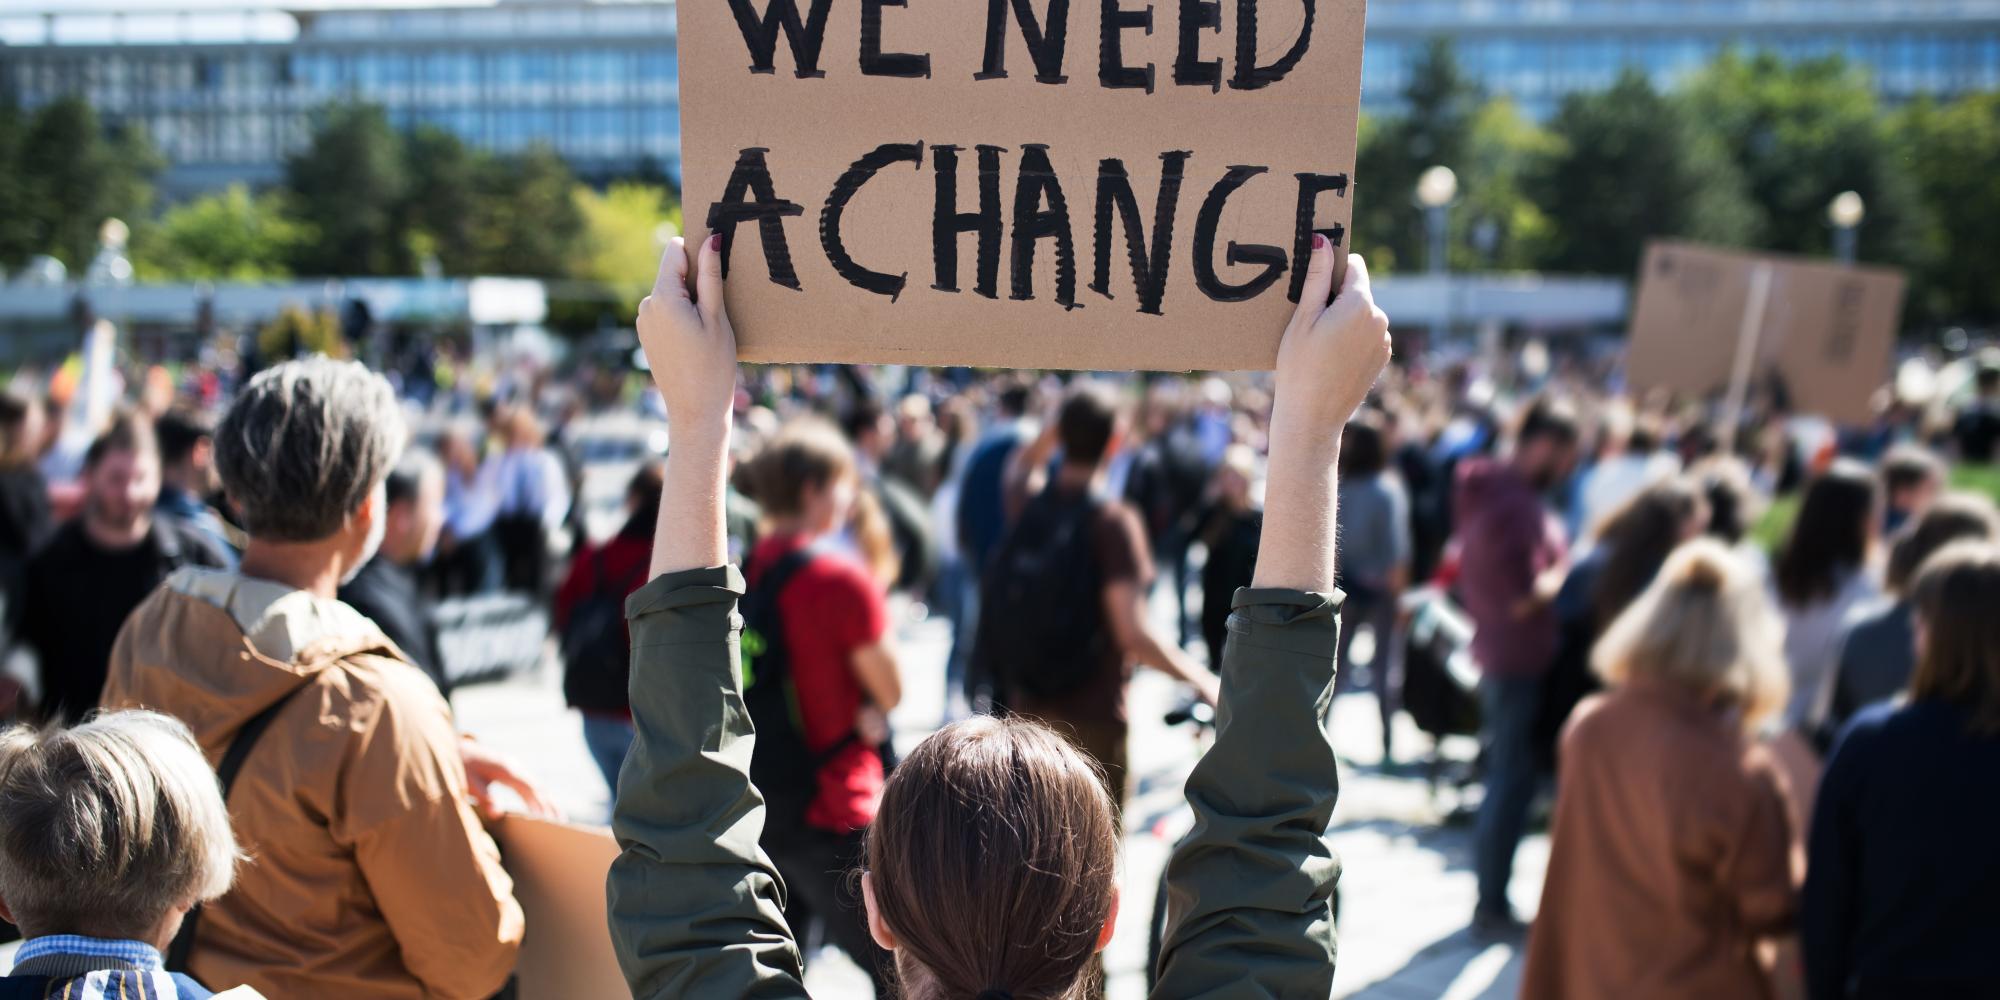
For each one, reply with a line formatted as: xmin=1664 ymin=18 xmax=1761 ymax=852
xmin=744 ymin=419 xmax=902 ymax=993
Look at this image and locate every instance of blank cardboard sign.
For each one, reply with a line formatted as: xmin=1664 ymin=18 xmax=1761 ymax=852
xmin=494 ymin=816 xmax=625 ymax=1000
xmin=677 ymin=0 xmax=1368 ymax=370
xmin=1626 ymin=241 xmax=1906 ymax=425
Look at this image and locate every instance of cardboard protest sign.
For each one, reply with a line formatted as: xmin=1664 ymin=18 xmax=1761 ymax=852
xmin=494 ymin=816 xmax=625 ymax=1000
xmin=1626 ymin=241 xmax=1906 ymax=425
xmin=678 ymin=0 xmax=1368 ymax=370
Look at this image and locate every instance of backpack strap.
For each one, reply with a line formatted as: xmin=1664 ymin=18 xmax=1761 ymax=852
xmin=165 ymin=682 xmax=309 ymax=976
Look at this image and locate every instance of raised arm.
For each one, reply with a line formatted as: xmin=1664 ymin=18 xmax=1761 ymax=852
xmin=607 ymin=235 xmax=811 ymax=999
xmin=1153 ymin=240 xmax=1390 ymax=997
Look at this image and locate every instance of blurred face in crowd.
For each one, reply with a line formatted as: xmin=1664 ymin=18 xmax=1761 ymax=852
xmin=1519 ymin=435 xmax=1580 ymax=493
xmin=386 ymin=469 xmax=447 ymax=566
xmin=84 ymin=446 xmax=161 ymax=537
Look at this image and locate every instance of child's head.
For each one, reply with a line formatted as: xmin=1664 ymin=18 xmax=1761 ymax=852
xmin=865 ymin=717 xmax=1119 ymax=1000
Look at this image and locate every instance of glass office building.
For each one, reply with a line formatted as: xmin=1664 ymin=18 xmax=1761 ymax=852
xmin=1366 ymin=0 xmax=2000 ymax=118
xmin=3 ymin=0 xmax=1998 ymax=196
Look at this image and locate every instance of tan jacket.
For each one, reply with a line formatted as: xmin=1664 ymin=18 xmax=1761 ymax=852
xmin=102 ymin=568 xmax=522 ymax=999
xmin=1523 ymin=682 xmax=1799 ymax=1000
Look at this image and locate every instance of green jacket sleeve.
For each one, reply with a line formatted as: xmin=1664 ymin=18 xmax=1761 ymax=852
xmin=1153 ymin=586 xmax=1343 ymax=999
xmin=607 ymin=566 xmax=811 ymax=1000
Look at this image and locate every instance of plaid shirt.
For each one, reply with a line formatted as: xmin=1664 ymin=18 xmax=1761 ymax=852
xmin=3 ymin=935 xmax=213 ymax=1000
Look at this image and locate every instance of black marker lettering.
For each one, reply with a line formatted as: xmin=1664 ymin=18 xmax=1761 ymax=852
xmin=1192 ymin=165 xmax=1284 ymax=302
xmin=726 ymin=0 xmax=835 ymax=78
xmin=1091 ymin=151 xmax=1190 ymax=314
xmin=707 ymin=147 xmax=806 ymax=290
xmin=1010 ymin=144 xmax=1079 ymax=309
xmin=822 ymin=142 xmax=925 ymax=300
xmin=1173 ymin=0 xmax=1221 ymax=91
xmin=1099 ymin=0 xmax=1154 ymax=91
xmin=1286 ymin=171 xmax=1347 ymax=302
xmin=1231 ymin=0 xmax=1314 ymax=90
xmin=978 ymin=0 xmax=1071 ymax=84
xmin=931 ymin=144 xmax=1006 ymax=298
xmin=860 ymin=0 xmax=932 ymax=77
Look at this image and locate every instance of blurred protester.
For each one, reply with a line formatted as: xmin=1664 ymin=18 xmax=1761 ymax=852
xmin=743 ymin=420 xmax=902 ymax=993
xmin=100 ymin=358 xmax=534 ymax=999
xmin=556 ymin=461 xmax=665 ymax=795
xmin=1538 ymin=478 xmax=1710 ymax=771
xmin=0 ymin=711 xmax=248 ymax=999
xmin=1822 ymin=493 xmax=2000 ymax=740
xmin=882 ymin=394 xmax=945 ymax=497
xmin=0 ymin=393 xmax=51 ymax=643
xmin=1950 ymin=364 xmax=2000 ymax=464
xmin=1804 ymin=542 xmax=2000 ymax=1000
xmin=492 ymin=406 xmax=571 ymax=595
xmin=436 ymin=426 xmax=503 ymax=595
xmin=20 ymin=415 xmax=228 ymax=724
xmin=1455 ymin=399 xmax=1579 ymax=935
xmin=1773 ymin=460 xmax=1882 ymax=731
xmin=843 ymin=400 xmax=936 ymax=595
xmin=1877 ymin=444 xmax=1944 ymax=536
xmin=154 ymin=409 xmax=239 ymax=568
xmin=1124 ymin=386 xmax=1212 ymax=647
xmin=952 ymin=381 xmax=1036 ymax=710
xmin=1694 ymin=456 xmax=1768 ymax=565
xmin=339 ymin=450 xmax=451 ymax=693
xmin=1334 ymin=412 xmax=1411 ymax=763
xmin=1197 ymin=444 xmax=1263 ymax=673
xmin=981 ymin=383 xmax=1219 ymax=815
xmin=1572 ymin=406 xmax=1678 ymax=536
xmin=1524 ymin=540 xmax=1794 ymax=999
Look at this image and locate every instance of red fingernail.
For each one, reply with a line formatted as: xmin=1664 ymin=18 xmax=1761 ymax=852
xmin=1313 ymin=234 xmax=1329 ymax=251
xmin=707 ymin=233 xmax=722 ymax=251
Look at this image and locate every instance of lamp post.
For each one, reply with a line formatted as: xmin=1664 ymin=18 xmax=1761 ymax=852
xmin=1415 ymin=165 xmax=1458 ymax=276
xmin=1828 ymin=190 xmax=1865 ymax=265
xmin=1415 ymin=165 xmax=1458 ymax=344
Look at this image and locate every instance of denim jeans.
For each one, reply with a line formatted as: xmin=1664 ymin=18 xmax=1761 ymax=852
xmin=582 ymin=713 xmax=636 ymax=798
xmin=1474 ymin=673 xmax=1545 ymax=916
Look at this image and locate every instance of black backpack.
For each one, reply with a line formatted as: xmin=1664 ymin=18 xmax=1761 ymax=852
xmin=741 ymin=547 xmax=856 ymax=838
xmin=973 ymin=488 xmax=1110 ymax=703
xmin=561 ymin=549 xmax=647 ymax=714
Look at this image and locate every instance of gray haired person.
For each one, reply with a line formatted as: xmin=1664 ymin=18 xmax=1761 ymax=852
xmin=0 ymin=710 xmax=249 ymax=999
xmin=100 ymin=356 xmax=547 ymax=999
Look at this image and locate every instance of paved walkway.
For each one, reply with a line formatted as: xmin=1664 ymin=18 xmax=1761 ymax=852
xmin=453 ymin=598 xmax=1547 ymax=999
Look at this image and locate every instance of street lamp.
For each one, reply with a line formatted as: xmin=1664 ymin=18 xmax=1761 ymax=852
xmin=1828 ymin=190 xmax=1866 ymax=265
xmin=1415 ymin=165 xmax=1458 ymax=276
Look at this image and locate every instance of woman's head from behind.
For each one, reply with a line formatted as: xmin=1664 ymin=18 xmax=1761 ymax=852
xmin=1588 ymin=477 xmax=1710 ymax=629
xmin=0 ymin=711 xmax=240 ymax=948
xmin=1775 ymin=459 xmax=1880 ymax=607
xmin=1594 ymin=538 xmax=1788 ymax=731
xmin=865 ymin=717 xmax=1119 ymax=1000
xmin=1909 ymin=542 xmax=2000 ymax=735
xmin=1883 ymin=492 xmax=2000 ymax=596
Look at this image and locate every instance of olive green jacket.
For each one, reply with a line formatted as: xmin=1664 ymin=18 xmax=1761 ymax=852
xmin=607 ymin=565 xmax=1342 ymax=998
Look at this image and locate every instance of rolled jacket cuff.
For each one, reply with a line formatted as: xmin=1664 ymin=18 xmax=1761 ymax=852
xmin=625 ymin=565 xmax=746 ymax=619
xmin=1226 ymin=587 xmax=1344 ymax=658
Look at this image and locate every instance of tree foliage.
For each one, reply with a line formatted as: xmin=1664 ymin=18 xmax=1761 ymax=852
xmin=131 ymin=184 xmax=307 ymax=281
xmin=1529 ymin=71 xmax=1756 ymax=275
xmin=285 ymin=104 xmax=410 ymax=276
xmin=1894 ymin=94 xmax=2000 ymax=326
xmin=0 ymin=96 xmax=160 ymax=273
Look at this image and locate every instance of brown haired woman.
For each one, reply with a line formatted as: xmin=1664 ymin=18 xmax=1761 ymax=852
xmin=1803 ymin=541 xmax=2000 ymax=1000
xmin=605 ymin=231 xmax=1389 ymax=999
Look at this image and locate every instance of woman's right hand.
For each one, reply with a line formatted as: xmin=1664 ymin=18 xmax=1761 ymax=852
xmin=638 ymin=234 xmax=738 ymax=438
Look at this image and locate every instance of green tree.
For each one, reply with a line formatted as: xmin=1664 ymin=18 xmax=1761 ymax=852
xmin=1457 ymin=99 xmax=1560 ymax=270
xmin=401 ymin=125 xmax=483 ymax=274
xmin=1352 ymin=39 xmax=1486 ymax=272
xmin=1529 ymin=71 xmax=1757 ymax=275
xmin=1684 ymin=52 xmax=1927 ymax=269
xmin=0 ymin=100 xmax=32 ymax=273
xmin=130 ymin=184 xmax=307 ymax=281
xmin=572 ymin=182 xmax=682 ymax=289
xmin=286 ymin=104 xmax=410 ymax=276
xmin=14 ymin=98 xmax=160 ymax=270
xmin=1894 ymin=94 xmax=2000 ymax=326
xmin=467 ymin=145 xmax=586 ymax=276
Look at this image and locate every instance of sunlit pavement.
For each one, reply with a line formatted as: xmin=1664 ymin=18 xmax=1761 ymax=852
xmin=454 ymin=598 xmax=1546 ymax=999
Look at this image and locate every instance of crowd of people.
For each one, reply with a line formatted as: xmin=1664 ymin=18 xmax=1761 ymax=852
xmin=0 ymin=232 xmax=1993 ymax=999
